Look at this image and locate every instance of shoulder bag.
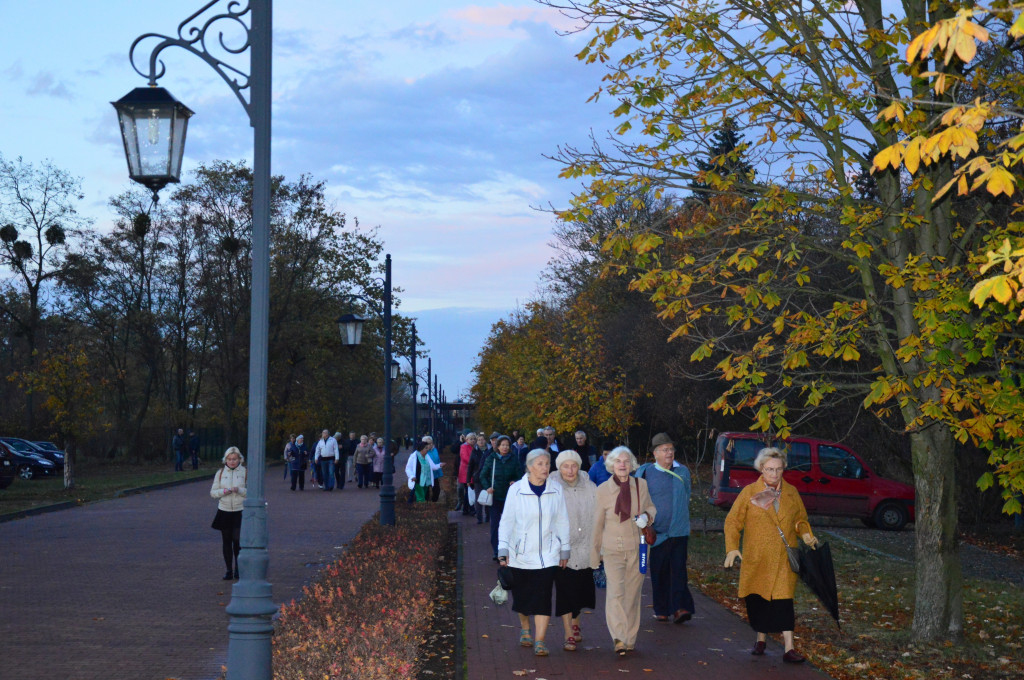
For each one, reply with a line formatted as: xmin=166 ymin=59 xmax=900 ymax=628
xmin=477 ymin=458 xmax=496 ymax=506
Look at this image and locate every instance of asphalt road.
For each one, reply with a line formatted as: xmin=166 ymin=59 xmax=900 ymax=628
xmin=0 ymin=460 xmax=406 ymax=680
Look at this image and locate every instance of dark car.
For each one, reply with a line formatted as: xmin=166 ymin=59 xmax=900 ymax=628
xmin=0 ymin=437 xmax=64 ymax=470
xmin=0 ymin=443 xmax=16 ymax=489
xmin=709 ymin=432 xmax=916 ymax=530
xmin=0 ymin=440 xmax=58 ymax=480
xmin=30 ymin=440 xmax=66 ymax=466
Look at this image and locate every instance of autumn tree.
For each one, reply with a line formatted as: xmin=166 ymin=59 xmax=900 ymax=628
xmin=541 ymin=0 xmax=1024 ymax=641
xmin=0 ymin=154 xmax=88 ymax=430
xmin=876 ymin=5 xmax=1024 ymax=517
xmin=13 ymin=347 xmax=108 ymax=489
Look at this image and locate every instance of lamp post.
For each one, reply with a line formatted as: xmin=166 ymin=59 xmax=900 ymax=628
xmin=336 ymin=254 xmax=397 ymax=526
xmin=115 ymin=4 xmax=274 ymax=679
xmin=410 ymin=321 xmax=417 ymax=446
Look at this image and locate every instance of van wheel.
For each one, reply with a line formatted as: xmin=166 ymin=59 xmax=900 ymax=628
xmin=873 ymin=501 xmax=908 ymax=531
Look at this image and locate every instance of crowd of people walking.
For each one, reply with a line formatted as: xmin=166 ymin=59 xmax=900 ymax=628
xmin=454 ymin=426 xmax=817 ymax=663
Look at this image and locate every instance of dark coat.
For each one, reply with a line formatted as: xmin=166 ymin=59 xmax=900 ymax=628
xmin=286 ymin=442 xmax=309 ymax=471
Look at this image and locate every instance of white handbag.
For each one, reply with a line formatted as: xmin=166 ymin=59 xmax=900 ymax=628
xmin=477 ymin=461 xmax=496 ymax=506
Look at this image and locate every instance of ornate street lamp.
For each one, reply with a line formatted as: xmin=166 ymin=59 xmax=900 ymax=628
xmin=337 ymin=254 xmax=398 ymax=526
xmin=112 ymin=86 xmax=193 ymax=200
xmin=118 ymin=3 xmax=274 ymax=679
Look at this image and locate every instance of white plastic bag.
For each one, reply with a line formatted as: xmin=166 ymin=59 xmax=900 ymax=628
xmin=467 ymin=486 xmax=477 ymax=506
xmin=489 ymin=581 xmax=508 ymax=605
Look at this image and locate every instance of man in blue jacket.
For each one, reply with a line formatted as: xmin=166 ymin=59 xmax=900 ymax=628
xmin=635 ymin=433 xmax=695 ymax=624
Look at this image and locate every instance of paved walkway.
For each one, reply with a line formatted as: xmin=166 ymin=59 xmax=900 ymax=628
xmin=0 ymin=458 xmax=408 ymax=680
xmin=458 ymin=510 xmax=832 ymax=680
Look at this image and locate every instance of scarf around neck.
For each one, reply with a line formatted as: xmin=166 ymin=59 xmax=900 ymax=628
xmin=613 ymin=475 xmax=632 ymax=523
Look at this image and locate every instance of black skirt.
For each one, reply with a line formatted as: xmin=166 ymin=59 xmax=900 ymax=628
xmin=744 ymin=594 xmax=795 ymax=633
xmin=555 ymin=567 xmax=595 ymax=617
xmin=510 ymin=566 xmax=557 ymax=616
xmin=211 ymin=509 xmax=242 ymax=531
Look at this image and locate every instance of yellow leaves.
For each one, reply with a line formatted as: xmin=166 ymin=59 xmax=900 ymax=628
xmin=903 ymin=136 xmax=922 ymax=174
xmin=1011 ymin=13 xmax=1024 ymax=39
xmin=872 ymin=143 xmax=903 ymax=172
xmin=876 ymin=101 xmax=905 ymax=123
xmin=981 ymin=167 xmax=1017 ymax=198
xmin=905 ymin=11 xmax=989 ymax=65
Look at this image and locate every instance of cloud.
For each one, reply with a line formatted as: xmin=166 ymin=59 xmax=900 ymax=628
xmin=449 ymin=4 xmax=584 ymax=35
xmin=25 ymin=71 xmax=74 ymax=100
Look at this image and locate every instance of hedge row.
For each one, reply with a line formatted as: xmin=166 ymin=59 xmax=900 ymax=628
xmin=272 ymin=491 xmax=450 ymax=680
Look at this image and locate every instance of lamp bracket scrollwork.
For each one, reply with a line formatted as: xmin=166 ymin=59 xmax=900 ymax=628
xmin=129 ymin=0 xmax=253 ymax=121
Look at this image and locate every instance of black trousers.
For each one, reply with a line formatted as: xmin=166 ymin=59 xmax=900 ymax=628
xmin=290 ymin=469 xmax=305 ymax=490
xmin=220 ymin=527 xmax=240 ymax=571
xmin=649 ymin=535 xmax=696 ymax=617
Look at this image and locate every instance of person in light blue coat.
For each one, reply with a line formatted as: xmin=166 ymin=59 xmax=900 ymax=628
xmin=634 ymin=433 xmax=695 ymax=623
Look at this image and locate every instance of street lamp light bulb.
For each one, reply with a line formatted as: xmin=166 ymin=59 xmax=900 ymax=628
xmin=147 ymin=109 xmax=160 ymax=145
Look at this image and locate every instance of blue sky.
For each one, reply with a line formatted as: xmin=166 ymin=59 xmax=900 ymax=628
xmin=0 ymin=1 xmax=613 ymax=397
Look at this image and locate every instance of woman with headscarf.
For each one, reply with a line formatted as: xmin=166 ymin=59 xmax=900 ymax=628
xmin=590 ymin=446 xmax=656 ymax=656
xmin=550 ymin=449 xmax=598 ymax=651
xmin=210 ymin=446 xmax=247 ymax=580
xmin=497 ymin=448 xmax=570 ymax=657
xmin=404 ymin=439 xmax=443 ymax=502
xmin=724 ymin=447 xmax=818 ymax=663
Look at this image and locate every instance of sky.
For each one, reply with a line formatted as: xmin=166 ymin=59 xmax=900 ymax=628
xmin=0 ymin=0 xmax=613 ymax=398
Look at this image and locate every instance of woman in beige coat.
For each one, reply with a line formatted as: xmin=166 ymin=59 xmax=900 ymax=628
xmin=723 ymin=447 xmax=817 ymax=663
xmin=550 ymin=449 xmax=598 ymax=651
xmin=210 ymin=446 xmax=247 ymax=580
xmin=590 ymin=446 xmax=656 ymax=656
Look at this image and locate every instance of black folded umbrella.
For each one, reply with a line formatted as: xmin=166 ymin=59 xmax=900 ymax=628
xmin=498 ymin=565 xmax=515 ymax=590
xmin=798 ymin=541 xmax=840 ymax=628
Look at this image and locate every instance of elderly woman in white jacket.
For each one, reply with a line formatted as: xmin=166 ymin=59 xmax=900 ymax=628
xmin=549 ymin=449 xmax=598 ymax=651
xmin=210 ymin=446 xmax=247 ymax=580
xmin=497 ymin=448 xmax=571 ymax=657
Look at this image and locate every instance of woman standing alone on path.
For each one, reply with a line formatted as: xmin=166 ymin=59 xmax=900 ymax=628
xmin=497 ymin=448 xmax=570 ymax=657
xmin=210 ymin=447 xmax=247 ymax=580
xmin=590 ymin=446 xmax=656 ymax=656
xmin=549 ymin=449 xmax=598 ymax=651
xmin=723 ymin=447 xmax=818 ymax=663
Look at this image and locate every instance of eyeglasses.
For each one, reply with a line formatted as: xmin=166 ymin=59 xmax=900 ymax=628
xmin=762 ymin=466 xmax=784 ymax=473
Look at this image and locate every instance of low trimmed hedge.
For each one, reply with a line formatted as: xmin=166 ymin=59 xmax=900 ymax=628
xmin=272 ymin=489 xmax=450 ymax=680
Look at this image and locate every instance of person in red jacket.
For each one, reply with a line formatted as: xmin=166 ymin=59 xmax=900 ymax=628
xmin=458 ymin=433 xmax=477 ymax=515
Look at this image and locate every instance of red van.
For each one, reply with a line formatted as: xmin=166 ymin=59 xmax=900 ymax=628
xmin=709 ymin=432 xmax=916 ymax=530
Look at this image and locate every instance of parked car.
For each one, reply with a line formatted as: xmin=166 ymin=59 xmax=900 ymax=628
xmin=709 ymin=432 xmax=916 ymax=530
xmin=0 ymin=437 xmax=64 ymax=470
xmin=30 ymin=440 xmax=66 ymax=466
xmin=0 ymin=440 xmax=58 ymax=480
xmin=0 ymin=442 xmax=16 ymax=489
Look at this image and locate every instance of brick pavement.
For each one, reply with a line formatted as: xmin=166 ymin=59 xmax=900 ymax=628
xmin=0 ymin=457 xmax=410 ymax=680
xmin=458 ymin=510 xmax=832 ymax=680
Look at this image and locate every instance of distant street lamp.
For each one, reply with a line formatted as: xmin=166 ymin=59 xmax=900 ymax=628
xmin=337 ymin=313 xmax=367 ymax=347
xmin=116 ymin=3 xmax=274 ymax=679
xmin=336 ymin=254 xmax=397 ymax=526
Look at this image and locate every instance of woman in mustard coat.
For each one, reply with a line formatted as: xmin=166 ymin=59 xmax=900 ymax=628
xmin=723 ymin=447 xmax=817 ymax=663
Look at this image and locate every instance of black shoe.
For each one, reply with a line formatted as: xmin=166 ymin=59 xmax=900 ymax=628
xmin=233 ymin=569 xmax=239 ymax=579
xmin=223 ymin=570 xmax=233 ymax=580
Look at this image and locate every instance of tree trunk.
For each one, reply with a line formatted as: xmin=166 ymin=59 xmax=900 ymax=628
xmin=910 ymin=424 xmax=962 ymax=641
xmin=63 ymin=436 xmax=76 ymax=491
